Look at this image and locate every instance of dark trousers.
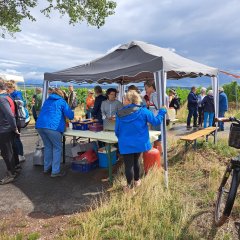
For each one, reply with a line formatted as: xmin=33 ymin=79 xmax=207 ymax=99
xmin=0 ymin=132 xmax=16 ymax=174
xmin=187 ymin=108 xmax=198 ymax=126
xmin=15 ymin=128 xmax=24 ymax=156
xmin=123 ymin=153 xmax=141 ymax=186
xmin=13 ymin=135 xmax=20 ymax=166
xmin=198 ymin=107 xmax=204 ymax=126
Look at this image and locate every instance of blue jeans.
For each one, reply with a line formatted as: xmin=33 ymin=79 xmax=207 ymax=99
xmin=187 ymin=108 xmax=198 ymax=126
xmin=218 ymin=111 xmax=226 ymax=131
xmin=203 ymin=112 xmax=214 ymax=128
xmin=37 ymin=128 xmax=62 ymax=174
xmin=86 ymin=109 xmax=92 ymax=119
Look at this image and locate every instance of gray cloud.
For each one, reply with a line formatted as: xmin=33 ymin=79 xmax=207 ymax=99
xmin=0 ymin=0 xmax=240 ymax=82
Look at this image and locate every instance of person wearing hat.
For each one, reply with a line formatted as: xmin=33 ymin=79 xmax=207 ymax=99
xmin=36 ymin=88 xmax=74 ymax=177
xmin=85 ymin=90 xmax=95 ymax=118
xmin=218 ymin=87 xmax=228 ymax=131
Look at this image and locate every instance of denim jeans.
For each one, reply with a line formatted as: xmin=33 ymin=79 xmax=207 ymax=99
xmin=37 ymin=128 xmax=62 ymax=174
xmin=203 ymin=112 xmax=214 ymax=128
xmin=15 ymin=134 xmax=24 ymax=156
xmin=187 ymin=108 xmax=198 ymax=126
xmin=218 ymin=111 xmax=225 ymax=130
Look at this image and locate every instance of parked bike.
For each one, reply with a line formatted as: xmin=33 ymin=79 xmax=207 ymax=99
xmin=214 ymin=117 xmax=240 ymax=227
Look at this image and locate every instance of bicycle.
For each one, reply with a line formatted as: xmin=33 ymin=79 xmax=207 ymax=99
xmin=214 ymin=117 xmax=240 ymax=227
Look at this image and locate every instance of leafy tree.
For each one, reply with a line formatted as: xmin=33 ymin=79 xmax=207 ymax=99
xmin=0 ymin=0 xmax=117 ymax=37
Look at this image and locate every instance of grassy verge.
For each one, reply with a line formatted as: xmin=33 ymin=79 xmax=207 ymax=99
xmin=56 ymin=136 xmax=239 ymax=240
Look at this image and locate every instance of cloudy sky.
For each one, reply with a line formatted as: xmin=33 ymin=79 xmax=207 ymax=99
xmin=0 ymin=0 xmax=240 ymax=85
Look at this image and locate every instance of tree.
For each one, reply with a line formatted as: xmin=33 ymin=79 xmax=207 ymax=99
xmin=0 ymin=0 xmax=117 ymax=37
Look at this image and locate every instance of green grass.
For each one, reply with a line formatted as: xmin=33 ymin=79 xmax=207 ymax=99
xmin=55 ymin=134 xmax=240 ymax=240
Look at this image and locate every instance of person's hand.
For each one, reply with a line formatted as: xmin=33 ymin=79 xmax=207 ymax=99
xmin=15 ymin=129 xmax=20 ymax=135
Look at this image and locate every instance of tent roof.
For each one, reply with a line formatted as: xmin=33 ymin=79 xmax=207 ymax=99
xmin=44 ymin=41 xmax=218 ymax=84
xmin=0 ymin=73 xmax=24 ymax=83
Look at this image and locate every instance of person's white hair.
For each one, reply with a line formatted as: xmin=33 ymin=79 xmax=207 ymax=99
xmin=208 ymin=90 xmax=213 ymax=96
xmin=201 ymin=87 xmax=207 ymax=93
xmin=219 ymin=87 xmax=224 ymax=92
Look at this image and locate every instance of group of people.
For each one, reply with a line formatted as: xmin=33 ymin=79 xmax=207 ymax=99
xmin=187 ymin=86 xmax=228 ymax=131
xmin=0 ymin=78 xmax=167 ymax=191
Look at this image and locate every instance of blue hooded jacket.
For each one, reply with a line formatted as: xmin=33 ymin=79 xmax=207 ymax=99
xmin=115 ymin=104 xmax=166 ymax=154
xmin=36 ymin=94 xmax=74 ymax=133
xmin=10 ymin=90 xmax=24 ymax=101
xmin=219 ymin=91 xmax=228 ymax=112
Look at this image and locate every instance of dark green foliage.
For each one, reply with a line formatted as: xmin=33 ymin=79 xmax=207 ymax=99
xmin=0 ymin=0 xmax=116 ymax=37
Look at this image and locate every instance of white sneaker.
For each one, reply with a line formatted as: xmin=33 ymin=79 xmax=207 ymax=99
xmin=18 ymin=155 xmax=26 ymax=162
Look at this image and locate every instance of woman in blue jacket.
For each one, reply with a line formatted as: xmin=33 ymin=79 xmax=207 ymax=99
xmin=115 ymin=90 xmax=166 ymax=191
xmin=36 ymin=89 xmax=74 ymax=177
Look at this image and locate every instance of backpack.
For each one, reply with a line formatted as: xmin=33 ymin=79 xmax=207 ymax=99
xmin=6 ymin=96 xmax=30 ymax=128
xmin=170 ymin=97 xmax=181 ymax=110
xmin=15 ymin=100 xmax=30 ymax=128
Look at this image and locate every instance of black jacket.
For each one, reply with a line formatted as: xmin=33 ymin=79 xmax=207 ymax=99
xmin=92 ymin=94 xmax=107 ymax=122
xmin=202 ymin=95 xmax=215 ymax=113
xmin=0 ymin=96 xmax=17 ymax=133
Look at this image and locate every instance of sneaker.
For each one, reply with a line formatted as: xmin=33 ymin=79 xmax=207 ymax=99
xmin=193 ymin=125 xmax=199 ymax=128
xmin=15 ymin=164 xmax=22 ymax=174
xmin=186 ymin=126 xmax=192 ymax=130
xmin=0 ymin=172 xmax=15 ymax=185
xmin=51 ymin=170 xmax=66 ymax=178
xmin=44 ymin=168 xmax=52 ymax=174
xmin=18 ymin=155 xmax=25 ymax=162
xmin=134 ymin=179 xmax=141 ymax=187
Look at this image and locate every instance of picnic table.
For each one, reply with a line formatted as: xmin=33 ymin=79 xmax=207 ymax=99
xmin=63 ymin=129 xmax=161 ymax=182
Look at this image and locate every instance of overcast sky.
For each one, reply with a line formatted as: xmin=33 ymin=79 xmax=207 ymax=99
xmin=0 ymin=0 xmax=240 ymax=84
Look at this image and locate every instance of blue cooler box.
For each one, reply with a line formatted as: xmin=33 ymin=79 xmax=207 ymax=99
xmin=98 ymin=147 xmax=117 ymax=168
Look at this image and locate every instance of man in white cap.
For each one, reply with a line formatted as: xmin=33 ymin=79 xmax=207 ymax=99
xmin=218 ymin=87 xmax=228 ymax=131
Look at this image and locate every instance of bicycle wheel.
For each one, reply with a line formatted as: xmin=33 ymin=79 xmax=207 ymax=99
xmin=214 ymin=167 xmax=240 ymax=227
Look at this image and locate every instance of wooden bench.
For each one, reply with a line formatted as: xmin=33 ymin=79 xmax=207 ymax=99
xmin=180 ymin=127 xmax=217 ymax=150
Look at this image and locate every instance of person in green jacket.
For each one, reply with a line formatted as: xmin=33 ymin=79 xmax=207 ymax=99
xmin=32 ymin=87 xmax=42 ymax=121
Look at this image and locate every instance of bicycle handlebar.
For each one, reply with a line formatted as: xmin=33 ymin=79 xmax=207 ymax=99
xmin=215 ymin=117 xmax=240 ymax=124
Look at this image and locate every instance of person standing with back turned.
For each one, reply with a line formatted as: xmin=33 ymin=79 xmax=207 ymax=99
xmin=115 ymin=90 xmax=167 ymax=192
xmin=218 ymin=87 xmax=228 ymax=131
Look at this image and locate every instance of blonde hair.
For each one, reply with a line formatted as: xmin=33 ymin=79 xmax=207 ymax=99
xmin=53 ymin=88 xmax=65 ymax=98
xmin=124 ymin=90 xmax=141 ymax=105
xmin=6 ymin=81 xmax=17 ymax=90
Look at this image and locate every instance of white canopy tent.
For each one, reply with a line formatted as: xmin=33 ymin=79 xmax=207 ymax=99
xmin=44 ymin=40 xmax=219 ymax=187
xmin=0 ymin=73 xmax=24 ymax=83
